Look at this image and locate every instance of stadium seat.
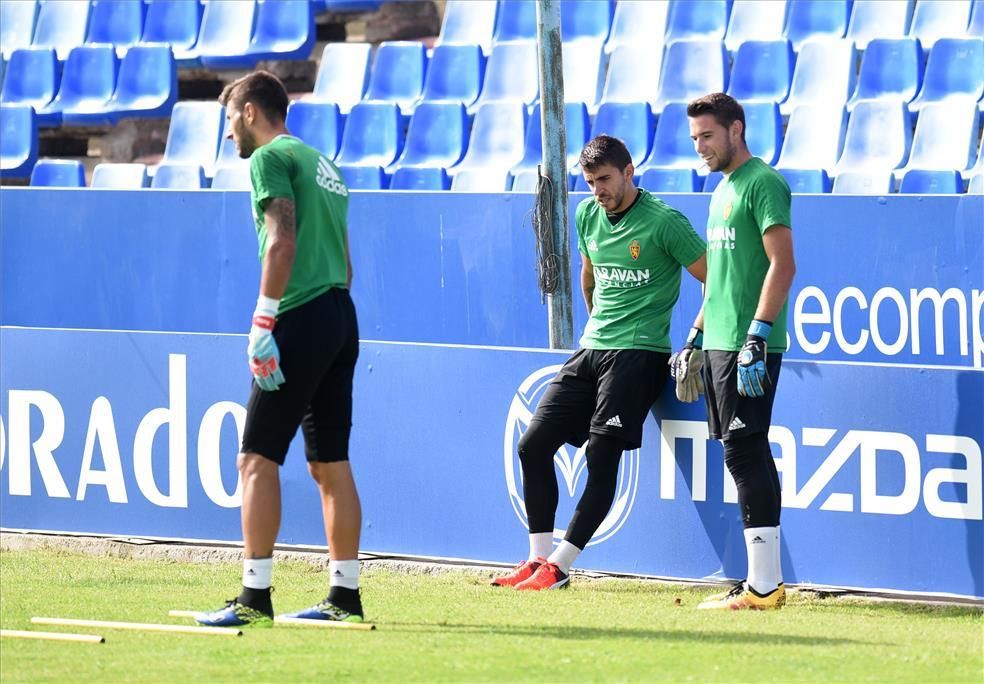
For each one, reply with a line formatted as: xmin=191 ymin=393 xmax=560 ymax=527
xmin=364 ymin=41 xmax=428 ymax=115
xmin=493 ymin=0 xmax=537 ymax=42
xmin=338 ymin=163 xmax=387 ymax=189
xmin=776 ymin=104 xmax=847 ymax=173
xmin=0 ymin=47 xmax=59 ymax=114
xmin=969 ymin=173 xmax=984 ymax=193
xmin=727 ymin=39 xmax=794 ymax=103
xmin=141 ymin=0 xmax=202 ymax=54
xmin=210 ymin=165 xmax=252 ymax=190
xmin=393 ymin=101 xmax=469 ymax=169
xmin=437 ymin=0 xmax=497 ymax=54
xmin=90 ymin=162 xmax=149 ymax=188
xmin=310 ymin=43 xmax=372 ymax=114
xmin=703 ymin=170 xmax=723 ymax=191
xmin=0 ymin=103 xmax=37 ymax=178
xmin=455 ymin=102 xmax=528 ymax=175
xmin=639 ymin=167 xmax=701 ymax=192
xmin=590 ymin=102 xmax=654 ymax=167
xmin=286 ymin=101 xmax=343 ymax=160
xmin=846 ymin=0 xmax=914 ymax=51
xmin=778 ymin=167 xmax=832 ymax=192
xmin=162 ymin=101 xmax=225 ymax=175
xmin=644 ymin=102 xmax=698 ymax=169
xmin=335 ymin=101 xmax=405 ymax=168
xmin=561 ymin=0 xmax=614 ymax=42
xmin=725 ymin=0 xmax=789 ymax=53
xmin=665 ymin=0 xmax=729 ymax=43
xmin=451 ymin=167 xmax=511 ymax=191
xmin=248 ymin=0 xmax=314 ymax=61
xmin=847 ymin=38 xmax=923 ymax=111
xmin=319 ymin=0 xmax=382 ymax=11
xmin=30 ymin=158 xmax=85 ymax=187
xmin=215 ymin=115 xmax=248 ymax=171
xmin=781 ymin=39 xmax=855 ymax=116
xmin=836 ymin=100 xmax=912 ymax=173
xmin=32 ymin=0 xmax=90 ymax=61
xmin=420 ymin=44 xmax=485 ymax=107
xmin=474 ymin=41 xmax=539 ymax=109
xmin=744 ymin=101 xmax=783 ymax=165
xmin=604 ymin=0 xmax=669 ymax=53
xmin=86 ymin=0 xmax=145 ymax=55
xmin=189 ymin=0 xmax=259 ymax=69
xmin=899 ymin=168 xmax=963 ymax=193
xmin=101 ymin=44 xmax=176 ymax=122
xmin=909 ymin=0 xmax=973 ymax=51
xmin=600 ymin=44 xmax=663 ymax=106
xmin=512 ymin=101 xmax=590 ymax=176
xmin=390 ymin=166 xmax=451 ymax=190
xmin=510 ymin=169 xmax=539 ymax=191
xmin=651 ymin=39 xmax=729 ymax=115
xmin=832 ymin=170 xmax=895 ymax=194
xmin=151 ymin=163 xmax=207 ymax=189
xmin=784 ymin=0 xmax=850 ymax=51
xmin=902 ymin=100 xmax=978 ymax=173
xmin=909 ymin=38 xmax=984 ymax=112
xmin=971 ymin=0 xmax=984 ymax=37
xmin=562 ymin=39 xmax=604 ymax=108
xmin=0 ymin=0 xmax=38 ymax=60
xmin=43 ymin=45 xmax=119 ymax=127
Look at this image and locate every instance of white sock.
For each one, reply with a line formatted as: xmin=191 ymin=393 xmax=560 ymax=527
xmin=528 ymin=532 xmax=553 ymax=561
xmin=242 ymin=557 xmax=272 ymax=590
xmin=775 ymin=525 xmax=783 ymax=585
xmin=744 ymin=526 xmax=780 ymax=595
xmin=329 ymin=559 xmax=360 ymax=590
xmin=547 ymin=540 xmax=581 ymax=575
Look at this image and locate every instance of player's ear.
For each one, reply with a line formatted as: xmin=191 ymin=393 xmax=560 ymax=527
xmin=624 ymin=163 xmax=635 ymax=183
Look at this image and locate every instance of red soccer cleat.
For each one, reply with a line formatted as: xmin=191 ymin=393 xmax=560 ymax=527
xmin=514 ymin=560 xmax=570 ymax=591
xmin=490 ymin=559 xmax=542 ymax=587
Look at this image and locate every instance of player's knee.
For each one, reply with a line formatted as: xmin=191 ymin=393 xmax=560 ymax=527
xmin=517 ymin=424 xmax=554 ymax=464
xmin=585 ymin=434 xmax=624 ymax=488
xmin=237 ymin=451 xmax=277 ymax=480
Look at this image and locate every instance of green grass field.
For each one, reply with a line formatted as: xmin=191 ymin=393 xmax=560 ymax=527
xmin=0 ymin=548 xmax=981 ymax=682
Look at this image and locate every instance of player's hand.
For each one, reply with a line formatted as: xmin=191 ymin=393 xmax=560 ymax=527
xmin=248 ymin=312 xmax=285 ymax=391
xmin=737 ymin=320 xmax=771 ymax=398
xmin=669 ymin=327 xmax=704 ymax=403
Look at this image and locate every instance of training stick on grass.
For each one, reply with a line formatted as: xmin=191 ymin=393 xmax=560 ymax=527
xmin=31 ymin=617 xmax=242 ymax=637
xmin=1 ymin=629 xmax=105 ymax=644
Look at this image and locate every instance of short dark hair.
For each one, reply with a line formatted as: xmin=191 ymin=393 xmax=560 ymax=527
xmin=687 ymin=92 xmax=746 ymax=141
xmin=218 ymin=70 xmax=289 ymax=124
xmin=579 ymin=134 xmax=634 ymax=171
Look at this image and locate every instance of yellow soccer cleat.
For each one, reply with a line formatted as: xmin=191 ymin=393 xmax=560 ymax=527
xmin=697 ymin=581 xmax=786 ymax=610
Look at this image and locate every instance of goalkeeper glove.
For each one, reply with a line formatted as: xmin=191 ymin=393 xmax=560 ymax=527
xmin=668 ymin=327 xmax=704 ymax=403
xmin=247 ymin=295 xmax=285 ymax=392
xmin=737 ymin=319 xmax=771 ymax=398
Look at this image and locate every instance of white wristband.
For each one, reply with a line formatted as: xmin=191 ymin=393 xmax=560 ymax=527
xmin=255 ymin=294 xmax=280 ymax=318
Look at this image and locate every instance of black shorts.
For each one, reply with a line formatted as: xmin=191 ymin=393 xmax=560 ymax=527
xmin=241 ymin=288 xmax=359 ymax=465
xmin=702 ymin=350 xmax=783 ymax=441
xmin=530 ymin=348 xmax=670 ymax=450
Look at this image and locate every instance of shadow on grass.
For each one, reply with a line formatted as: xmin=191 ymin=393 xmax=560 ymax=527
xmin=798 ymin=597 xmax=984 ymax=620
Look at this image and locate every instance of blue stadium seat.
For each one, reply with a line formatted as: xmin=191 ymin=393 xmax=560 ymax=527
xmin=971 ymin=0 xmax=984 ymax=37
xmin=652 ymin=39 xmax=728 ymax=115
xmin=744 ymin=101 xmax=783 ymax=165
xmin=451 ymin=167 xmax=511 ymax=191
xmin=836 ymin=100 xmax=912 ymax=174
xmin=32 ymin=0 xmax=90 ymax=61
xmin=562 ymin=39 xmax=604 ymax=107
xmin=727 ymin=39 xmax=794 ymax=103
xmin=248 ymin=0 xmax=314 ymax=61
xmin=30 ymin=158 xmax=85 ymax=187
xmin=455 ymin=101 xmax=528 ymax=174
xmin=781 ymin=39 xmax=855 ymax=116
xmin=665 ymin=0 xmax=729 ymax=43
xmin=725 ymin=0 xmax=789 ymax=53
xmin=493 ymin=0 xmax=537 ymax=42
xmin=338 ymin=163 xmax=387 ymax=189
xmin=909 ymin=37 xmax=984 ymax=112
xmin=776 ymin=104 xmax=847 ymax=173
xmin=847 ymin=38 xmax=923 ymax=111
xmin=0 ymin=103 xmax=38 ymax=178
xmin=902 ymin=100 xmax=978 ymax=173
xmin=909 ymin=0 xmax=973 ymax=51
xmin=703 ymin=170 xmax=723 ymax=192
xmin=86 ymin=0 xmax=145 ymax=55
xmin=210 ymin=165 xmax=252 ymax=190
xmin=473 ymin=41 xmax=539 ymax=109
xmin=639 ymin=167 xmax=701 ymax=192
xmin=90 ymin=162 xmax=149 ymax=188
xmin=393 ymin=101 xmax=469 ymax=169
xmin=102 ymin=44 xmax=176 ymax=122
xmin=286 ymin=100 xmax=343 ymax=160
xmin=44 ymin=45 xmax=119 ymax=127
xmin=969 ymin=172 xmax=984 ymax=193
xmin=832 ymin=170 xmax=895 ymax=194
xmin=512 ymin=101 xmax=590 ymax=175
xmin=162 ymin=101 xmax=225 ymax=175
xmin=0 ymin=0 xmax=39 ymax=60
xmin=310 ymin=43 xmax=372 ymax=114
xmin=438 ymin=0 xmax=497 ymax=54
xmin=600 ymin=44 xmax=663 ymax=106
xmin=365 ymin=41 xmax=428 ymax=115
xmin=590 ymin=101 xmax=654 ymax=166
xmin=335 ymin=101 xmax=405 ymax=168
xmin=390 ymin=166 xmax=451 ymax=190
xmin=604 ymin=0 xmax=669 ymax=53
xmin=778 ymin=167 xmax=831 ymax=192
xmin=644 ymin=102 xmax=698 ymax=169
xmin=190 ymin=0 xmax=259 ymax=69
xmin=141 ymin=0 xmax=202 ymax=53
xmin=846 ymin=0 xmax=914 ymax=51
xmin=784 ymin=0 xmax=850 ymax=51
xmin=420 ymin=44 xmax=485 ymax=107
xmin=561 ymin=0 xmax=613 ymax=42
xmin=215 ymin=115 xmax=248 ymax=171
xmin=899 ymin=168 xmax=963 ymax=193
xmin=151 ymin=163 xmax=207 ymax=189
xmin=510 ymin=169 xmax=539 ymax=192
xmin=0 ymin=47 xmax=59 ymax=113
xmin=319 ymin=0 xmax=382 ymax=11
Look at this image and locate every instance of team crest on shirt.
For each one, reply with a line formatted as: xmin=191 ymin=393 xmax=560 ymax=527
xmin=723 ymin=201 xmax=733 ymax=220
xmin=629 ymin=239 xmax=640 ymax=260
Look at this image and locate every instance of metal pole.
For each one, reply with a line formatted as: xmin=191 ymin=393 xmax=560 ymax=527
xmin=535 ymin=0 xmax=574 ymax=350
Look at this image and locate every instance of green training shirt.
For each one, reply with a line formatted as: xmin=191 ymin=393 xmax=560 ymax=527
xmin=703 ymin=157 xmax=792 ymax=352
xmin=576 ymin=188 xmax=707 ymax=352
xmin=250 ymin=134 xmax=350 ymax=314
